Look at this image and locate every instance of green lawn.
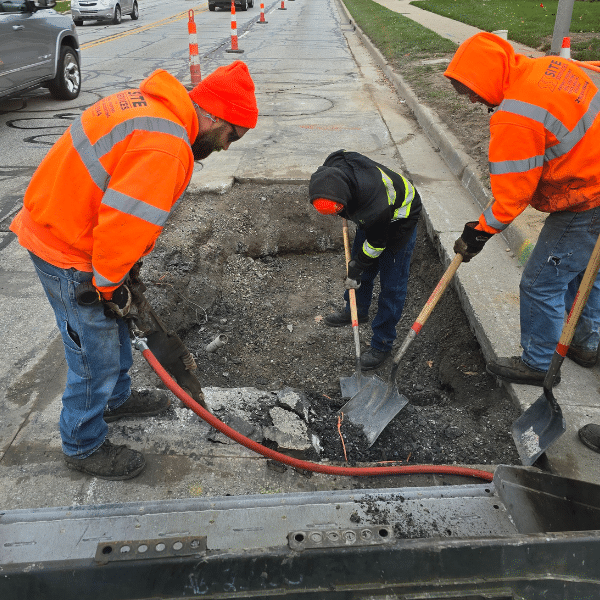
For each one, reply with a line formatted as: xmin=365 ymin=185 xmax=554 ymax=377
xmin=55 ymin=0 xmax=70 ymax=13
xmin=343 ymin=0 xmax=600 ymax=61
xmin=343 ymin=0 xmax=458 ymax=60
xmin=412 ymin=0 xmax=600 ymax=55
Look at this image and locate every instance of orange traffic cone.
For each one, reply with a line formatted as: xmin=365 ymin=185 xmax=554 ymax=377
xmin=258 ymin=0 xmax=267 ymax=23
xmin=560 ymin=37 xmax=571 ymax=59
xmin=188 ymin=10 xmax=201 ymax=85
xmin=226 ymin=0 xmax=244 ymax=54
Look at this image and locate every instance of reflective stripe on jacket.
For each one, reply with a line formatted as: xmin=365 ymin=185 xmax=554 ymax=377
xmin=444 ymin=33 xmax=600 ymax=234
xmin=10 ymin=69 xmax=199 ymax=297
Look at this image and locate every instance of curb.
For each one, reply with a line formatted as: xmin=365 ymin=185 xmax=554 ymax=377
xmin=337 ymin=0 xmax=541 ymax=264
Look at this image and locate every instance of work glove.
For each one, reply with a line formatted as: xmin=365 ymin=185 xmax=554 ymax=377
xmin=103 ymin=284 xmax=132 ymax=319
xmin=453 ymin=221 xmax=494 ymax=263
xmin=344 ymin=259 xmax=362 ymax=290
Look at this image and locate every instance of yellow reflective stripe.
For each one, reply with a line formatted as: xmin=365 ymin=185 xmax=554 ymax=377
xmin=377 ymin=167 xmax=396 ymax=206
xmin=377 ymin=167 xmax=415 ymax=222
xmin=393 ymin=175 xmax=415 ymax=222
xmin=362 ymin=240 xmax=384 ymax=258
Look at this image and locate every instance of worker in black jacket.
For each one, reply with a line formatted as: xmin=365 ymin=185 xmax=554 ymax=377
xmin=309 ymin=150 xmax=422 ymax=370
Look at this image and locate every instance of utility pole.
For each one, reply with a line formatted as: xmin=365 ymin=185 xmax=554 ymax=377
xmin=550 ymin=0 xmax=575 ymax=54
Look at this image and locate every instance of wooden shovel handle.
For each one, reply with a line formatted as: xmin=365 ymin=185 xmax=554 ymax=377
xmin=413 ymin=253 xmax=463 ymax=334
xmin=556 ymin=232 xmax=600 ymax=355
xmin=390 ymin=253 xmax=463 ymax=373
xmin=342 ymin=219 xmax=359 ymax=326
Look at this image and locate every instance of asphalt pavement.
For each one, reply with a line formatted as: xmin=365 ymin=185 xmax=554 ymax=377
xmin=0 ymin=0 xmax=598 ymax=513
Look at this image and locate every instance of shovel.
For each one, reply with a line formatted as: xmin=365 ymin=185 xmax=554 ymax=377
xmin=340 ymin=253 xmax=463 ymax=447
xmin=512 ymin=232 xmax=600 ymax=466
xmin=126 ymin=267 xmax=207 ymax=409
xmin=339 ymin=218 xmax=370 ymax=398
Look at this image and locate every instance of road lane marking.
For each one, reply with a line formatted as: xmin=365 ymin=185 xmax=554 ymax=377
xmin=80 ymin=5 xmax=208 ymax=50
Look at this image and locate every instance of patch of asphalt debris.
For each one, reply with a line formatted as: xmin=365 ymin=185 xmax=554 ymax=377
xmin=141 ymin=182 xmax=521 ymax=467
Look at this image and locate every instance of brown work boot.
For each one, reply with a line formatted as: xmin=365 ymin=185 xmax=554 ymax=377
xmin=64 ymin=439 xmax=146 ymax=480
xmin=578 ymin=424 xmax=600 ymax=454
xmin=104 ymin=388 xmax=171 ymax=423
xmin=486 ymin=356 xmax=561 ymax=387
xmin=567 ymin=346 xmax=598 ymax=368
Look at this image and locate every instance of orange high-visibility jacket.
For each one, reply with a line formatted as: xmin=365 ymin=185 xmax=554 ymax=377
xmin=10 ymin=69 xmax=199 ymax=298
xmin=445 ymin=33 xmax=600 ymax=234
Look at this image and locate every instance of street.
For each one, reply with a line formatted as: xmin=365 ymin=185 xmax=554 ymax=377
xmin=0 ymin=0 xmax=598 ymax=511
xmin=0 ymin=0 xmax=261 ymax=239
xmin=2 ymin=0 xmax=600 ymax=596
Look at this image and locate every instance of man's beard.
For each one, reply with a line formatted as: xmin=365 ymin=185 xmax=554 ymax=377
xmin=191 ymin=132 xmax=219 ymax=161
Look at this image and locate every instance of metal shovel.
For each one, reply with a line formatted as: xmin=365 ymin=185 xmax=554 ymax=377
xmin=339 ymin=218 xmax=370 ymax=398
xmin=512 ymin=232 xmax=600 ymax=466
xmin=340 ymin=253 xmax=463 ymax=448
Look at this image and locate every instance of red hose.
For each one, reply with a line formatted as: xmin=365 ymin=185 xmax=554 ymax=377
xmin=142 ymin=348 xmax=494 ymax=482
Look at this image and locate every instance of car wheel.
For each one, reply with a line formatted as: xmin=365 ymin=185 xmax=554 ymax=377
xmin=239 ymin=0 xmax=247 ymax=10
xmin=73 ymin=19 xmax=83 ymax=26
xmin=112 ymin=5 xmax=122 ymax=24
xmin=48 ymin=46 xmax=81 ymax=101
xmin=130 ymin=0 xmax=138 ymax=20
xmin=249 ymin=0 xmax=253 ymax=6
xmin=208 ymin=3 xmax=215 ymax=9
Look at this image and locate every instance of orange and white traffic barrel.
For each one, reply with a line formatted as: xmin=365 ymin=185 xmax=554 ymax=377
xmin=188 ymin=10 xmax=201 ymax=85
xmin=226 ymin=0 xmax=244 ymax=53
xmin=258 ymin=1 xmax=268 ymax=23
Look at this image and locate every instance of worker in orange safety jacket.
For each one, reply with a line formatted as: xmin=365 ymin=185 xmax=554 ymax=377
xmin=10 ymin=61 xmax=258 ymax=480
xmin=445 ymin=33 xmax=600 ymax=404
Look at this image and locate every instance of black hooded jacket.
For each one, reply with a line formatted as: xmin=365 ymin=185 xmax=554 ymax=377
xmin=309 ymin=150 xmax=421 ymax=269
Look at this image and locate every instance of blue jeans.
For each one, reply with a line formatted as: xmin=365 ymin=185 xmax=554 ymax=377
xmin=344 ymin=226 xmax=417 ymax=352
xmin=29 ymin=253 xmax=132 ymax=457
xmin=520 ymin=208 xmax=600 ymax=371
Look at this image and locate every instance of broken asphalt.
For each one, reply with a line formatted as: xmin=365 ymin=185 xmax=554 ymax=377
xmin=0 ymin=0 xmax=598 ymax=512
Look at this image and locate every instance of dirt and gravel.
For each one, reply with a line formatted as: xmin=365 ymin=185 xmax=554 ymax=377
xmin=127 ymin=23 xmax=568 ymax=468
xmin=139 ymin=181 xmax=520 ymax=467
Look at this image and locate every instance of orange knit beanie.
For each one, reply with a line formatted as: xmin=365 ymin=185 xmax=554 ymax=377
xmin=189 ymin=61 xmax=258 ymax=128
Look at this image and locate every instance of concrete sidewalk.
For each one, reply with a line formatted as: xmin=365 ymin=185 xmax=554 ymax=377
xmin=348 ymin=0 xmax=600 ymax=482
xmin=0 ymin=0 xmax=598 ymax=513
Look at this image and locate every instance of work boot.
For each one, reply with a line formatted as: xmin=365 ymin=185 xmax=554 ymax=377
xmin=64 ymin=439 xmax=146 ymax=480
xmin=360 ymin=348 xmax=391 ymax=371
xmin=486 ymin=356 xmax=560 ymax=387
xmin=104 ymin=388 xmax=171 ymax=423
xmin=567 ymin=346 xmax=598 ymax=368
xmin=324 ymin=310 xmax=369 ymax=327
xmin=578 ymin=423 xmax=600 ymax=454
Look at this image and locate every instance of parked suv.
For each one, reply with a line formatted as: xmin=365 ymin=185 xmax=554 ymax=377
xmin=71 ymin=0 xmax=139 ymax=25
xmin=0 ymin=0 xmax=81 ymax=100
xmin=208 ymin=0 xmax=254 ymax=11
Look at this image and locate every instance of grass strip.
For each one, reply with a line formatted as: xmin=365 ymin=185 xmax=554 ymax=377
xmin=343 ymin=0 xmax=457 ymax=60
xmin=411 ymin=0 xmax=600 ymax=55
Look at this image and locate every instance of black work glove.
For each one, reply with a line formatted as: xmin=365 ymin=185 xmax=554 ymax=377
xmin=103 ymin=284 xmax=132 ymax=319
xmin=344 ymin=259 xmax=363 ymax=290
xmin=453 ymin=221 xmax=494 ymax=262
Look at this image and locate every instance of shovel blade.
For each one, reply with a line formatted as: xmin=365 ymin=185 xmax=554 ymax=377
xmin=511 ymin=394 xmax=566 ymax=466
xmin=339 ymin=370 xmax=370 ymax=399
xmin=340 ymin=376 xmax=408 ymax=448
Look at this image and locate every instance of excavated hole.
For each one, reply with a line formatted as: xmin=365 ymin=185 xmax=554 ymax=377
xmin=137 ymin=182 xmax=520 ymax=466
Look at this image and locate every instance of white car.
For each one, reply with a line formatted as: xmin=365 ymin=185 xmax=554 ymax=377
xmin=71 ymin=0 xmax=139 ymax=25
